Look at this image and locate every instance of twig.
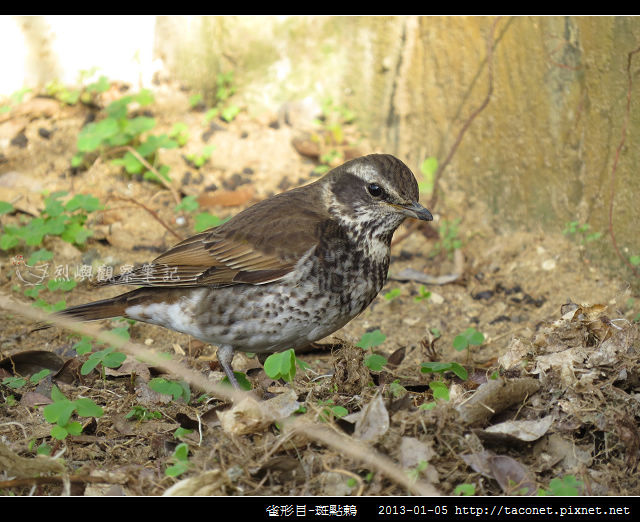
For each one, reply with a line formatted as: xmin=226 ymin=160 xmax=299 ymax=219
xmin=0 ymin=475 xmax=123 ymax=489
xmin=111 ymin=195 xmax=183 ymax=242
xmin=607 ymin=44 xmax=640 ymax=279
xmin=429 ymin=16 xmax=501 ymax=210
xmin=394 ymin=17 xmax=502 ymax=249
xmin=107 ymin=146 xmax=181 ymax=206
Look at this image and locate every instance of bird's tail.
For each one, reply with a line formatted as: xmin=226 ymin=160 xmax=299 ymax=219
xmin=33 ymin=290 xmax=138 ymax=332
xmin=56 ymin=294 xmax=131 ymax=322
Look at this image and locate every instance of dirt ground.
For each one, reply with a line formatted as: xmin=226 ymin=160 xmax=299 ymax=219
xmin=1 ymin=79 xmax=639 ymax=497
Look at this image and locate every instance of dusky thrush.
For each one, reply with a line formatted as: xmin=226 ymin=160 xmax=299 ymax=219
xmin=55 ymin=154 xmax=433 ymax=388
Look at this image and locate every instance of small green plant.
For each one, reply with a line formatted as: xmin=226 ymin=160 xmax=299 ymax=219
xmin=0 ymin=87 xmax=32 ymax=114
xmin=407 ymin=460 xmax=429 ymax=481
xmin=220 ymin=104 xmax=241 ymax=122
xmin=174 ymin=427 xmax=193 ymax=439
xmin=221 ymin=371 xmax=252 ymax=391
xmin=0 ymin=191 xmax=102 ymax=252
xmin=126 ymin=405 xmax=162 ymax=422
xmin=200 ymin=71 xmax=241 ymax=124
xmin=81 ymin=346 xmax=127 ymax=376
xmin=383 ymin=288 xmax=402 ymax=301
xmin=214 ymin=71 xmax=236 ymax=106
xmin=389 ymin=380 xmax=407 ymax=398
xmin=189 ymin=93 xmax=203 ymax=108
xmin=356 ymin=330 xmax=388 ymax=371
xmin=2 ymin=376 xmax=27 ymax=389
xmin=419 ymin=381 xmax=450 ymax=410
xmin=454 ymin=483 xmax=476 ymax=496
xmin=311 ymin=98 xmax=355 ymax=174
xmin=42 ymin=385 xmax=104 ymax=440
xmin=630 ymin=255 xmax=640 ymax=267
xmin=149 ymin=378 xmax=191 ymax=403
xmin=73 ymin=89 xmax=178 ymax=185
xmin=185 ymin=145 xmax=215 ymax=168
xmin=165 ymin=442 xmax=191 ymax=477
xmin=538 ymin=475 xmax=584 ymax=496
xmin=73 ymin=336 xmax=94 ymax=355
xmin=419 ymin=157 xmax=438 ymax=194
xmin=563 ymin=221 xmax=602 ymax=244
xmin=28 ymin=439 xmax=52 ymax=456
xmin=317 ymin=399 xmax=348 ymax=422
xmin=453 ymin=327 xmax=485 ymax=353
xmin=169 ymin=122 xmax=190 ymax=146
xmin=264 ymin=349 xmax=297 ymax=383
xmin=420 ymin=361 xmax=468 ymax=380
xmin=45 ymin=72 xmax=110 ymax=106
xmin=175 ymin=195 xmax=199 ymax=213
xmin=30 ymin=369 xmax=51 ymax=384
xmin=430 ymin=218 xmax=462 ymax=259
xmin=356 ymin=330 xmax=386 ymax=349
xmin=414 ymin=286 xmax=431 ymax=302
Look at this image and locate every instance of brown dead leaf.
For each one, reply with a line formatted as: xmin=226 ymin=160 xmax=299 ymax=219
xmin=197 ymin=187 xmax=254 ymax=208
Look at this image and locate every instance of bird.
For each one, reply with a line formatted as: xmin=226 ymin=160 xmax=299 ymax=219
xmin=53 ymin=154 xmax=433 ymax=389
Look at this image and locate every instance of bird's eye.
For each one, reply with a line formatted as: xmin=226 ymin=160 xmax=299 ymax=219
xmin=367 ymin=183 xmax=383 ymax=197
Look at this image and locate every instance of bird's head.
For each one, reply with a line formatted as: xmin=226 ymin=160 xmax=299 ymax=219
xmin=323 ymin=154 xmax=433 ymax=236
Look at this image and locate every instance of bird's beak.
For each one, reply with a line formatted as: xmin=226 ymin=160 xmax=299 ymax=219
xmin=390 ymin=201 xmax=433 ymax=222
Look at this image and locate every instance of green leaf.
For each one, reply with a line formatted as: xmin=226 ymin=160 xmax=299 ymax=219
xmin=383 ymin=288 xmax=401 ymax=300
xmin=263 ymin=349 xmax=296 ymax=382
xmin=61 ymin=221 xmax=93 ymax=245
xmin=421 ymin=361 xmax=468 ymax=381
xmin=110 ymin=326 xmax=131 ymax=340
xmin=449 ymin=362 xmax=468 ymax=380
xmin=50 ymin=384 xmax=66 ymax=402
xmin=50 ymin=425 xmax=69 ymax=440
xmin=220 ymin=105 xmax=241 ymax=122
xmin=77 ymin=118 xmax=120 ymax=152
xmin=0 ymin=233 xmax=19 ymax=250
xmin=65 ymin=194 xmax=101 ymax=212
xmin=0 ymin=201 xmax=14 ymax=215
xmin=2 ymin=376 xmax=27 ymax=389
xmin=420 ymin=157 xmax=438 ymax=176
xmin=28 ymin=249 xmax=53 ymax=265
xmin=135 ymin=89 xmax=154 ymax=106
xmin=30 ymin=369 xmax=51 ymax=384
xmin=66 ymin=421 xmax=83 ymax=436
xmin=364 ymin=353 xmax=388 ymax=371
xmin=137 ymin=134 xmax=178 ymax=157
xmin=36 ymin=444 xmax=52 ymax=456
xmin=454 ymin=483 xmax=476 ymax=496
xmin=356 ymin=329 xmax=386 ymax=349
xmin=189 ymin=93 xmax=203 ymax=107
xmin=221 ymin=371 xmax=252 ymax=390
xmin=429 ymin=381 xmax=450 ymax=401
xmin=421 ymin=362 xmax=453 ymax=374
xmin=74 ymin=397 xmax=104 ymax=418
xmin=80 ymin=357 xmax=101 ymax=375
xmin=149 ymin=378 xmax=185 ymax=400
xmin=73 ymin=337 xmax=93 ymax=355
xmin=112 ymin=151 xmax=144 ymax=174
xmin=630 ymin=255 xmax=640 ymax=266
xmin=47 ymin=278 xmax=77 ymax=292
xmin=43 ymin=399 xmax=75 ymax=426
xmin=174 ymin=427 xmax=193 ymax=439
xmin=175 ymin=195 xmax=199 ymax=213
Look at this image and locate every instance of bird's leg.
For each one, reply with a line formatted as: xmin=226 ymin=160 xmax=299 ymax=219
xmin=217 ymin=345 xmax=239 ymax=389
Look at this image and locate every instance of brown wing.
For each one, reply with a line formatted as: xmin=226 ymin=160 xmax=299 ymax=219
xmin=102 ymin=182 xmax=330 ymax=288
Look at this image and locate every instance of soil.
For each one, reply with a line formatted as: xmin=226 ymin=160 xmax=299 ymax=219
xmin=1 ymin=80 xmax=639 ymax=497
